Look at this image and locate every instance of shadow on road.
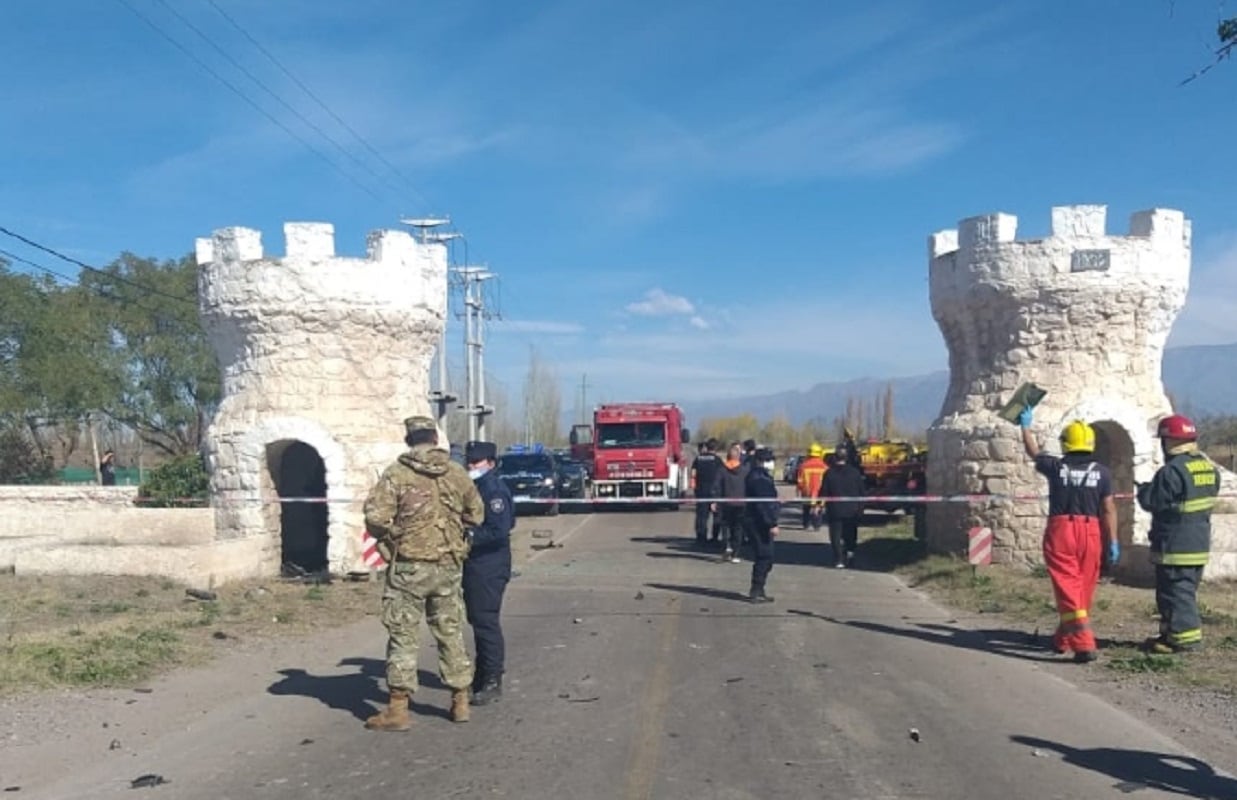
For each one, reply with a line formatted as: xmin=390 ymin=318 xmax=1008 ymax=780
xmin=643 ymin=582 xmax=751 ymax=602
xmin=1009 ymin=735 xmax=1237 ymax=797
xmin=784 ymin=609 xmax=1061 ymax=664
xmin=267 ymin=657 xmax=451 ymax=722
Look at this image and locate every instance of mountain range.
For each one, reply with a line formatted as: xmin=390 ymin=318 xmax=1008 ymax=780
xmin=675 ymin=342 xmax=1237 ymax=432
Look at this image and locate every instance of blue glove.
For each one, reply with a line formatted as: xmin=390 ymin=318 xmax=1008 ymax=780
xmin=1018 ymin=406 xmax=1034 ymax=429
xmin=1108 ymin=540 xmax=1120 ymax=565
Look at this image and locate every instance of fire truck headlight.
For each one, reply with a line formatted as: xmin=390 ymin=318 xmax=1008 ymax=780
xmin=542 ymin=477 xmax=554 ymax=487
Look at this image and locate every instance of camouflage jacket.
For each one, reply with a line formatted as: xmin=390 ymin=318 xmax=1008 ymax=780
xmin=363 ymin=445 xmax=485 ymax=563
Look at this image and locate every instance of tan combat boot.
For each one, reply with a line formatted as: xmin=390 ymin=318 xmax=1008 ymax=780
xmin=365 ymin=689 xmax=412 ymax=732
xmin=451 ymin=689 xmax=471 ymax=723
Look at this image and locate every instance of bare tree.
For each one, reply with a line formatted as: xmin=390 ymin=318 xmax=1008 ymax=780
xmin=521 ymin=346 xmax=562 ymax=445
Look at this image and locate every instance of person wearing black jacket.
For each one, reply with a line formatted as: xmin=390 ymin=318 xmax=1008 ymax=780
xmin=462 ymin=441 xmax=515 ymax=706
xmin=745 ymin=447 xmax=781 ymax=603
xmin=819 ymin=443 xmax=866 ymax=568
xmin=690 ymin=438 xmax=723 ymax=547
xmin=712 ymin=442 xmax=750 ymax=563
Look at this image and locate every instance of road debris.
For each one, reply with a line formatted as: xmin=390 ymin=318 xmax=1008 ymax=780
xmin=568 ymin=696 xmax=599 ymax=703
xmin=130 ymin=774 xmax=169 ymax=789
xmin=299 ymin=738 xmax=314 ymax=745
xmin=725 ymin=677 xmax=744 ymax=684
xmin=184 ymin=589 xmax=216 ymax=602
xmin=573 ymin=617 xmax=583 ymax=624
xmin=109 ymin=739 xmax=121 ymax=751
xmin=634 ymin=591 xmax=645 ymax=600
xmin=530 ymin=541 xmax=562 ymax=551
xmin=531 ymin=530 xmax=554 ymax=539
xmin=909 ymin=728 xmax=921 ymax=743
xmin=211 ymin=631 xmax=229 ymax=640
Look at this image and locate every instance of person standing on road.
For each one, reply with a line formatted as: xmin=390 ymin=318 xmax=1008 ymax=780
xmin=1019 ymin=408 xmax=1118 ymax=664
xmin=1137 ymin=414 xmax=1219 ymax=654
xmin=796 ymin=443 xmax=829 ymax=530
xmin=744 ymin=447 xmax=781 ymax=603
xmin=462 ymin=440 xmax=515 ymax=706
xmin=362 ymin=416 xmax=486 ymax=731
xmin=713 ymin=442 xmax=750 ymax=564
xmin=690 ymin=438 xmax=723 ymax=548
xmin=818 ymin=443 xmax=866 ymax=568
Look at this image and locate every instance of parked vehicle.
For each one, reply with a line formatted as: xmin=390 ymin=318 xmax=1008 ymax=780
xmin=556 ymin=459 xmax=589 ymax=501
xmin=495 ymin=447 xmax=560 ymax=516
xmin=574 ymin=402 xmax=690 ymax=509
xmin=782 ymin=455 xmax=802 ymax=484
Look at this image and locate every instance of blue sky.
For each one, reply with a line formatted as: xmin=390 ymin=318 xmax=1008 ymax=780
xmin=2 ymin=0 xmax=1236 ymax=414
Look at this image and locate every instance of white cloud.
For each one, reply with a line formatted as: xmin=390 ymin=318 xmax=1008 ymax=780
xmin=493 ymin=319 xmax=584 ymax=335
xmin=625 ymin=288 xmax=695 ymax=316
xmin=689 ymin=315 xmax=709 ymax=330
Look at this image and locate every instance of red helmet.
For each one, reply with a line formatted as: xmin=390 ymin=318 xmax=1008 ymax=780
xmin=1156 ymin=414 xmax=1198 ymax=441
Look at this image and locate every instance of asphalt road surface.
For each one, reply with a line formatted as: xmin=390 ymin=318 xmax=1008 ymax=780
xmin=13 ymin=507 xmax=1237 ymax=800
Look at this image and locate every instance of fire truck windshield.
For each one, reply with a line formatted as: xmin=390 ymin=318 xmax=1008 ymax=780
xmin=597 ymin=422 xmax=667 ymax=449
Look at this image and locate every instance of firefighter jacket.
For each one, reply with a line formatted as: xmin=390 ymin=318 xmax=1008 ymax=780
xmin=796 ymin=457 xmax=828 ymax=499
xmin=1136 ymin=451 xmax=1220 ymax=567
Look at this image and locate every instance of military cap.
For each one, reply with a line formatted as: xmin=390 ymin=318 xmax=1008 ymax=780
xmin=403 ymin=415 xmax=438 ymax=435
xmin=465 ymin=440 xmax=498 ymax=463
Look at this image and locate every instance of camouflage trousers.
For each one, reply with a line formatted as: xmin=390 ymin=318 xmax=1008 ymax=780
xmin=380 ymin=559 xmax=474 ymax=693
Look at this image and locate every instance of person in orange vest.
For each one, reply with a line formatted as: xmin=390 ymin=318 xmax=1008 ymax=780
xmin=796 ymin=443 xmax=828 ymax=530
xmin=1019 ymin=407 xmax=1118 ymax=664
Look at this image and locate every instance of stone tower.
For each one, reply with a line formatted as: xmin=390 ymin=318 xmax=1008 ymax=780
xmin=195 ymin=222 xmax=448 ymax=575
xmin=925 ymin=205 xmax=1190 ymax=566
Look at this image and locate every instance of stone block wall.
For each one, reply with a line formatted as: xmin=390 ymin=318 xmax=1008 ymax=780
xmin=926 ymin=205 xmax=1190 ymax=568
xmin=196 ymin=222 xmax=449 ymax=575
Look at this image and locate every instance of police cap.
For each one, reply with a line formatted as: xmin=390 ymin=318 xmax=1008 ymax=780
xmin=403 ymin=415 xmax=438 ymax=435
xmin=755 ymin=447 xmax=775 ymax=462
xmin=465 ymin=440 xmax=498 ymax=463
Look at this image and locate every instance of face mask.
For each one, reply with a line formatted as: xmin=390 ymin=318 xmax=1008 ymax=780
xmin=468 ymin=466 xmax=489 ymax=480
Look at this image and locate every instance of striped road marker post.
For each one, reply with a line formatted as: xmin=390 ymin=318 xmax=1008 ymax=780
xmin=968 ymin=526 xmax=993 ymax=566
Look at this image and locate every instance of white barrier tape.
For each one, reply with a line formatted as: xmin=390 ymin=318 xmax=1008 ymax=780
xmin=134 ymin=491 xmax=1237 ymax=505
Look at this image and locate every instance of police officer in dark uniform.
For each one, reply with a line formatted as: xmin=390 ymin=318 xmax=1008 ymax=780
xmin=462 ymin=441 xmax=515 ymax=705
xmin=744 ymin=446 xmax=781 ymax=603
xmin=690 ymin=438 xmax=723 ymax=547
xmin=1137 ymin=414 xmax=1220 ymax=654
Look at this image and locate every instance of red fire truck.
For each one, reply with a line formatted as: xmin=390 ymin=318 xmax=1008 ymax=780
xmin=570 ymin=403 xmax=690 ymax=506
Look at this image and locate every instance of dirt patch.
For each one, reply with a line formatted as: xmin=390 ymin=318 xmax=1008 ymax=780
xmin=0 ymin=572 xmax=381 ymax=693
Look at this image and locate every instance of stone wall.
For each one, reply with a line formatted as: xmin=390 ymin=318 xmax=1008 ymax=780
xmin=0 ymin=486 xmax=219 ymax=581
xmin=925 ymin=205 xmax=1191 ymax=569
xmin=196 ymin=222 xmax=449 ymax=576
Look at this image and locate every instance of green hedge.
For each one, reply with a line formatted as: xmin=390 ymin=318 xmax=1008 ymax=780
xmin=137 ymin=454 xmax=209 ymax=507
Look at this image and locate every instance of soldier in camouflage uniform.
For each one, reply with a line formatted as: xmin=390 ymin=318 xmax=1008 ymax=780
xmin=362 ymin=415 xmax=486 ymax=730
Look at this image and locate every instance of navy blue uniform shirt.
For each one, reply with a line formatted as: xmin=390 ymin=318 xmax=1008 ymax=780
xmin=470 ymin=468 xmax=515 ymax=553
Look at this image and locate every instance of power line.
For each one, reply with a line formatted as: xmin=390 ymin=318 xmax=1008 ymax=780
xmin=148 ymin=0 xmax=417 ymax=208
xmin=0 ymin=246 xmax=197 ymax=326
xmin=112 ymin=0 xmax=392 ymax=208
xmin=202 ymin=0 xmax=430 ymax=209
xmin=0 ymin=225 xmax=196 ymax=307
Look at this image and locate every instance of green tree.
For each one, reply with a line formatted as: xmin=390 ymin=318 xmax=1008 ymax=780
xmin=80 ymin=253 xmax=220 ymax=457
xmin=0 ymin=420 xmax=56 ymax=484
xmin=0 ymin=263 xmax=120 ymax=464
xmin=137 ymin=452 xmax=209 ymax=507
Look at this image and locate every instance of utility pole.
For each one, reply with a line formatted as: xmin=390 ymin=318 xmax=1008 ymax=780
xmin=402 ymin=217 xmax=460 ymax=433
xmin=578 ymin=373 xmax=590 ymax=424
xmin=453 ymin=265 xmax=497 ymax=443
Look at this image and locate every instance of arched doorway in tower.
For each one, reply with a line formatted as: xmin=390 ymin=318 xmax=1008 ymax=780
xmin=266 ymin=440 xmax=329 ymax=573
xmin=1092 ymin=421 xmax=1135 ymax=547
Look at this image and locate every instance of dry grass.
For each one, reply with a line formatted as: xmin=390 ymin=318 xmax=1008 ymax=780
xmin=860 ymin=519 xmax=1237 ymax=692
xmin=0 ymin=573 xmax=381 ymax=693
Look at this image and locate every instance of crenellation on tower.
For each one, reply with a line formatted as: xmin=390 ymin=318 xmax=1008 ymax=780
xmin=923 ymin=202 xmax=1231 ymax=579
xmin=284 ymin=222 xmax=335 ymax=260
xmin=197 ymin=221 xmax=449 ymax=576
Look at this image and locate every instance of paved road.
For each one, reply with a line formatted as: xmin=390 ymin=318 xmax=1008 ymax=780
xmin=15 ymin=507 xmax=1237 ymax=799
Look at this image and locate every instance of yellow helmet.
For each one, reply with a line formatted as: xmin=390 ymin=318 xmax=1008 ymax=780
xmin=1059 ymin=420 xmax=1095 ymax=454
xmin=808 ymin=442 xmax=824 ymax=458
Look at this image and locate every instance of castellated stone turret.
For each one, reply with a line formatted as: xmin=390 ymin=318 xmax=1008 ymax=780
xmin=195 ymin=222 xmax=448 ymax=575
xmin=925 ymin=205 xmax=1189 ymax=568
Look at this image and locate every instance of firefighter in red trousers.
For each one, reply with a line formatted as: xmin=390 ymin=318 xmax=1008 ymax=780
xmin=1019 ymin=406 xmax=1118 ymax=663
